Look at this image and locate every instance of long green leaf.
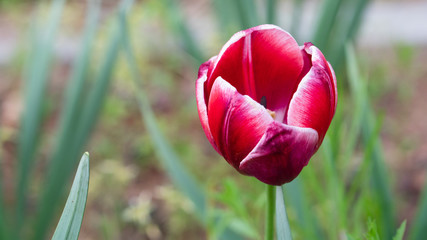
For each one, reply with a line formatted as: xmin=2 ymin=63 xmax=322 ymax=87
xmin=119 ymin=6 xmax=243 ymax=239
xmin=119 ymin=6 xmax=206 ymax=220
xmin=0 ymin=139 xmax=6 ymax=240
xmin=212 ymin=0 xmax=240 ymax=38
xmin=409 ymin=175 xmax=427 ymax=240
xmin=33 ymin=2 xmax=120 ymax=239
xmin=234 ymin=0 xmax=259 ymax=29
xmin=51 ymin=153 xmax=90 ymax=240
xmin=276 ymin=186 xmax=292 ymax=240
xmin=346 ymin=44 xmax=395 ymax=239
xmin=266 ymin=0 xmax=277 ymax=24
xmin=329 ymin=0 xmax=370 ymax=68
xmin=321 ymin=136 xmax=348 ymax=231
xmin=72 ymin=12 xmax=121 ymax=153
xmin=52 ymin=0 xmax=101 ymax=163
xmin=312 ymin=0 xmax=370 ymax=72
xmin=312 ymin=0 xmax=343 ymax=50
xmin=161 ymin=0 xmax=204 ymax=64
xmin=290 ymin=0 xmax=303 ymax=42
xmin=286 ymin=179 xmax=324 ymax=239
xmin=15 ymin=0 xmax=66 ymax=233
xmin=393 ymin=220 xmax=406 ymax=240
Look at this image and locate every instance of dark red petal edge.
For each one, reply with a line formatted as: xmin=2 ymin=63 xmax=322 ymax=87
xmin=239 ymin=121 xmax=318 ymax=185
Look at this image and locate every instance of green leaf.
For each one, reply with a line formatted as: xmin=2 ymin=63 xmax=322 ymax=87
xmin=346 ymin=234 xmax=358 ymax=240
xmin=233 ymin=0 xmax=259 ymax=29
xmin=160 ymin=0 xmax=204 ymax=64
xmin=212 ymin=0 xmax=240 ymax=38
xmin=312 ymin=0 xmax=343 ymax=50
xmin=266 ymin=0 xmax=277 ymax=24
xmin=286 ymin=179 xmax=324 ymax=239
xmin=0 ymin=145 xmax=6 ymax=239
xmin=276 ymin=186 xmax=293 ymax=240
xmin=53 ymin=0 xmax=101 ymax=160
xmin=290 ymin=0 xmax=304 ymax=42
xmin=51 ymin=153 xmax=90 ymax=240
xmin=119 ymin=4 xmax=206 ymax=220
xmin=34 ymin=1 xmax=120 ymax=238
xmin=409 ymin=175 xmax=427 ymax=240
xmin=346 ymin=44 xmax=395 ymax=239
xmin=328 ymin=0 xmax=370 ymax=69
xmin=312 ymin=0 xmax=370 ymax=71
xmin=15 ymin=0 xmax=66 ymax=231
xmin=366 ymin=219 xmax=381 ymax=240
xmin=393 ymin=220 xmax=406 ymax=240
xmin=118 ymin=5 xmax=243 ymax=239
xmin=228 ymin=219 xmax=258 ymax=239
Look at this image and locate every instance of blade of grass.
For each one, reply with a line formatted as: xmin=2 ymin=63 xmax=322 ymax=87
xmin=234 ymin=0 xmax=259 ymax=29
xmin=393 ymin=220 xmax=406 ymax=240
xmin=342 ymin=97 xmax=364 ymax=168
xmin=329 ymin=0 xmax=369 ymax=68
xmin=346 ymin=112 xmax=383 ymax=207
xmin=0 ymin=124 xmax=4 ymax=238
xmin=276 ymin=186 xmax=292 ymax=240
xmin=53 ymin=0 xmax=101 ymax=161
xmin=119 ymin=5 xmax=206 ymax=220
xmin=51 ymin=153 xmax=90 ymax=240
xmin=0 ymin=145 xmax=6 ymax=240
xmin=47 ymin=0 xmax=100 ymax=179
xmin=33 ymin=2 xmax=121 ymax=239
xmin=346 ymin=44 xmax=395 ymax=239
xmin=286 ymin=179 xmax=324 ymax=239
xmin=266 ymin=0 xmax=277 ymax=24
xmin=409 ymin=176 xmax=427 ymax=240
xmin=72 ymin=8 xmax=122 ymax=151
xmin=290 ymin=0 xmax=303 ymax=42
xmin=321 ymin=136 xmax=348 ymax=232
xmin=312 ymin=0 xmax=343 ymax=51
xmin=119 ymin=6 xmax=243 ymax=239
xmin=15 ymin=0 xmax=66 ymax=234
xmin=212 ymin=0 xmax=240 ymax=38
xmin=160 ymin=0 xmax=204 ymax=65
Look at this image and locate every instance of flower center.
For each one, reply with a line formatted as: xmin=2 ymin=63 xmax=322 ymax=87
xmin=260 ymin=96 xmax=276 ymax=119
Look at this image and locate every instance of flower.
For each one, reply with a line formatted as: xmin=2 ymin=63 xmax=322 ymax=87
xmin=196 ymin=24 xmax=337 ymax=185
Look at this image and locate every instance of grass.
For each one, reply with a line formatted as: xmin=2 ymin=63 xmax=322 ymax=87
xmin=0 ymin=0 xmax=425 ymax=239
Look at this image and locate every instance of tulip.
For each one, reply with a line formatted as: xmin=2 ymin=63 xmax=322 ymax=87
xmin=196 ymin=24 xmax=337 ymax=185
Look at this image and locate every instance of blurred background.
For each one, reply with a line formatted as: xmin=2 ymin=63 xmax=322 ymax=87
xmin=0 ymin=0 xmax=426 ymax=239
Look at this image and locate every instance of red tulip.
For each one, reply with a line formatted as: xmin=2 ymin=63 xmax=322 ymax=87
xmin=196 ymin=24 xmax=337 ymax=185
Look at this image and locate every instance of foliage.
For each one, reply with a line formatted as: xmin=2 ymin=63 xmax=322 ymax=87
xmin=0 ymin=0 xmax=426 ymax=239
xmin=52 ymin=153 xmax=90 ymax=240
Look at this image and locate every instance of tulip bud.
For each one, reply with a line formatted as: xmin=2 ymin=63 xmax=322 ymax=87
xmin=196 ymin=24 xmax=337 ymax=185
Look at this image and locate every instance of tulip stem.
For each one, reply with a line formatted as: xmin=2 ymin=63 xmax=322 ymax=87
xmin=265 ymin=184 xmax=276 ymax=240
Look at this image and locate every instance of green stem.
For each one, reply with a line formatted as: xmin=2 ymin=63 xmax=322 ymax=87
xmin=266 ymin=184 xmax=276 ymax=240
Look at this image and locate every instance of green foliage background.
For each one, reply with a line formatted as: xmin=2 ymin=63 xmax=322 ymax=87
xmin=0 ymin=0 xmax=425 ymax=239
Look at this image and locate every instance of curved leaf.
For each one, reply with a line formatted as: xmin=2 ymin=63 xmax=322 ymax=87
xmin=51 ymin=153 xmax=90 ymax=240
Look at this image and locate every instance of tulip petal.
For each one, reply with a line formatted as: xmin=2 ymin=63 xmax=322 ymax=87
xmin=287 ymin=44 xmax=337 ymax=146
xmin=196 ymin=57 xmax=219 ymax=153
xmin=208 ymin=77 xmax=274 ymax=169
xmin=206 ymin=25 xmax=303 ymax=122
xmin=250 ymin=28 xmax=304 ymax=121
xmin=239 ymin=121 xmax=318 ymax=185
